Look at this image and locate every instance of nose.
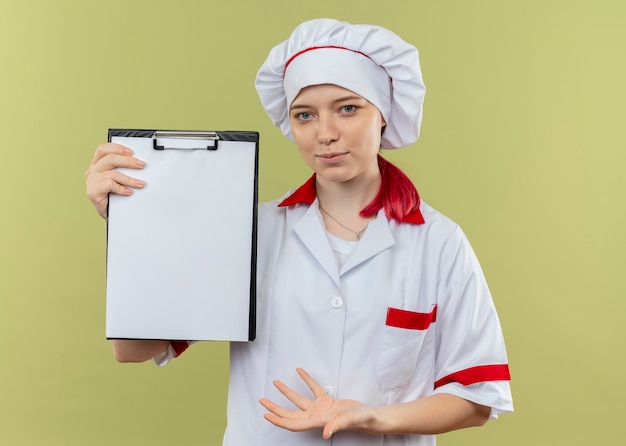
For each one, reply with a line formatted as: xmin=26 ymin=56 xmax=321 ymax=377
xmin=317 ymin=114 xmax=339 ymax=145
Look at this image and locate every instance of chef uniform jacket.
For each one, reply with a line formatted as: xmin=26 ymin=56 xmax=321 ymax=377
xmin=157 ymin=177 xmax=513 ymax=446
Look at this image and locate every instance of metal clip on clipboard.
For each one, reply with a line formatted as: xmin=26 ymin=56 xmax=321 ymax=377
xmin=153 ymin=131 xmax=220 ymax=151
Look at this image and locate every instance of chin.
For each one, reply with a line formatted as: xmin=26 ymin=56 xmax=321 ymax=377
xmin=318 ymin=170 xmax=358 ymax=184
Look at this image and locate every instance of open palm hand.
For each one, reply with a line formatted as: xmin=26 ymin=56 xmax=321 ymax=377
xmin=259 ymin=368 xmax=376 ymax=439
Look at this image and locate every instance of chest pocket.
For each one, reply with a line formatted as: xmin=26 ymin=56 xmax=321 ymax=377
xmin=375 ymin=306 xmax=437 ymax=391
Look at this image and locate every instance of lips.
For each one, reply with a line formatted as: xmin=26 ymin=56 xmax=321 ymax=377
xmin=317 ymin=152 xmax=348 ymax=163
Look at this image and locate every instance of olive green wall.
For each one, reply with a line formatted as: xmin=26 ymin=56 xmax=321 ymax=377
xmin=1 ymin=1 xmax=624 ymax=445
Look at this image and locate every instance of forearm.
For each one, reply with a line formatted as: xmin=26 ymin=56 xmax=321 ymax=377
xmin=112 ymin=339 xmax=170 ymax=363
xmin=365 ymin=393 xmax=490 ymax=436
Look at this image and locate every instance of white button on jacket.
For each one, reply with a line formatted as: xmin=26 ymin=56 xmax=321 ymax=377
xmin=330 ymin=296 xmax=344 ymax=309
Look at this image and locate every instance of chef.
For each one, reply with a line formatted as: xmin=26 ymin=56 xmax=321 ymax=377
xmin=85 ymin=17 xmax=513 ymax=446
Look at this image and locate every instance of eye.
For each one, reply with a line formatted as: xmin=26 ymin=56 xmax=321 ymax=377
xmin=295 ymin=111 xmax=313 ymax=121
xmin=340 ymin=105 xmax=357 ymax=114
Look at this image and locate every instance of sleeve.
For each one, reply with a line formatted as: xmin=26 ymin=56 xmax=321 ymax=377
xmin=433 ymin=225 xmax=513 ymax=418
xmin=152 ymin=341 xmax=194 ymax=367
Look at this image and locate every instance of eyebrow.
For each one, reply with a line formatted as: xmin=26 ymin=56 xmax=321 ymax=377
xmin=289 ymin=95 xmax=365 ymax=112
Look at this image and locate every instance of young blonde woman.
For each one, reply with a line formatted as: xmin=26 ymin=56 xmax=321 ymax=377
xmin=85 ymin=18 xmax=512 ymax=446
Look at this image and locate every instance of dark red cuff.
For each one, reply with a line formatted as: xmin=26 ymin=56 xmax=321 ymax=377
xmin=170 ymin=341 xmax=190 ymax=358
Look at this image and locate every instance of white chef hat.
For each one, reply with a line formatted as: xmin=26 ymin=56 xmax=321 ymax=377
xmin=255 ymin=18 xmax=426 ymax=149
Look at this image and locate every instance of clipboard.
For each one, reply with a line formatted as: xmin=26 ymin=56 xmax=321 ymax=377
xmin=105 ymin=129 xmax=258 ymax=342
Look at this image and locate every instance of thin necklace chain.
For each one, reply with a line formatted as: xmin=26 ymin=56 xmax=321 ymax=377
xmin=318 ymin=204 xmax=369 ymax=241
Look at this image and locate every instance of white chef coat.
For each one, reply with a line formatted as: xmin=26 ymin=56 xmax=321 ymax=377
xmin=157 ymin=178 xmax=513 ymax=446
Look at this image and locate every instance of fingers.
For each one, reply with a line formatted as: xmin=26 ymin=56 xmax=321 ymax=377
xmin=272 ymin=380 xmax=311 ymax=411
xmin=85 ymin=142 xmax=146 ymax=218
xmin=322 ymin=424 xmax=336 ymax=440
xmin=262 ymin=412 xmax=305 ymax=432
xmin=266 ymin=369 xmax=327 ymax=411
xmin=88 ymin=171 xmax=144 ymax=199
xmin=88 ymin=147 xmax=145 ymax=177
xmin=296 ymin=368 xmax=327 ymax=399
xmin=85 ymin=143 xmax=145 ymax=186
xmin=260 ymin=368 xmax=342 ymax=436
xmin=90 ymin=142 xmax=132 ymax=166
xmin=259 ymin=397 xmax=296 ymax=419
xmin=259 ymin=398 xmax=318 ymax=433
